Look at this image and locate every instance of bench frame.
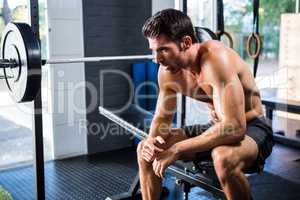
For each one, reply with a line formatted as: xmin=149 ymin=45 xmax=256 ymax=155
xmin=262 ymin=98 xmax=300 ymax=149
xmin=102 ymin=105 xmax=226 ymax=200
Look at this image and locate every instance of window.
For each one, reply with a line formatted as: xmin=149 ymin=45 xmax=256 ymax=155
xmin=185 ymin=0 xmax=215 ymax=126
xmin=223 ymin=0 xmax=299 ymax=141
xmin=188 ymin=0 xmax=213 ymax=28
xmin=0 ymin=0 xmax=50 ymax=169
xmin=186 ymin=0 xmax=299 ymax=142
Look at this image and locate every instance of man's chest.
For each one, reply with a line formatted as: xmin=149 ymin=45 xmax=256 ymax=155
xmin=175 ymin=71 xmax=214 ymax=103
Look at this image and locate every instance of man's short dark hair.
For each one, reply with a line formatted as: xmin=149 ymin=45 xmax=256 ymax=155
xmin=142 ymin=9 xmax=198 ymax=44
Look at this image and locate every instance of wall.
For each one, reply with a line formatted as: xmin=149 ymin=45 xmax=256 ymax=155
xmin=152 ymin=0 xmax=175 ymax=14
xmin=46 ymin=0 xmax=87 ymax=159
xmin=45 ymin=0 xmax=180 ymax=156
xmin=82 ymin=0 xmax=152 ymax=153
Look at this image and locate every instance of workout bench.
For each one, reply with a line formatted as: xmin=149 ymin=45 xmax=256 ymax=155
xmin=102 ymin=104 xmax=225 ymax=200
xmin=262 ymin=97 xmax=300 ymax=148
xmin=101 ymin=105 xmax=259 ymax=200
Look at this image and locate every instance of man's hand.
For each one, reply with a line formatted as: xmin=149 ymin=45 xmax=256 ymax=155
xmin=142 ymin=136 xmax=166 ymax=162
xmin=152 ymin=145 xmax=179 ymax=179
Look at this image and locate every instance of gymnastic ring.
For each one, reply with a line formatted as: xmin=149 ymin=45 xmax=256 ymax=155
xmin=216 ymin=30 xmax=234 ymax=48
xmin=246 ymin=33 xmax=261 ymax=59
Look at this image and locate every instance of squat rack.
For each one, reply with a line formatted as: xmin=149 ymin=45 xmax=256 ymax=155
xmin=29 ymin=0 xmax=45 ymax=199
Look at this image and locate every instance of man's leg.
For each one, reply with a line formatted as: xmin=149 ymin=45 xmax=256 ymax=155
xmin=211 ymin=135 xmax=259 ymax=200
xmin=137 ymin=141 xmax=162 ymax=200
xmin=137 ymin=128 xmax=189 ymax=200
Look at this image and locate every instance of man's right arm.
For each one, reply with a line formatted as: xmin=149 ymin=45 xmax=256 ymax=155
xmin=148 ymin=68 xmax=177 ymax=140
xmin=148 ymin=88 xmax=177 ymax=139
xmin=141 ymin=69 xmax=177 ymax=162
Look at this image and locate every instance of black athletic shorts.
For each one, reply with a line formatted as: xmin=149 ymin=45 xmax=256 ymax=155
xmin=183 ymin=116 xmax=274 ymax=173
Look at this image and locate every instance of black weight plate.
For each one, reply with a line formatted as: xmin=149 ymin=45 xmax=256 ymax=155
xmin=0 ymin=22 xmax=41 ymax=102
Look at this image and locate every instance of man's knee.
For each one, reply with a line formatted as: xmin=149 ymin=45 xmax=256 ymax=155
xmin=212 ymin=147 xmax=241 ymax=183
xmin=137 ymin=141 xmax=144 ymax=160
xmin=136 ymin=141 xmax=151 ymax=168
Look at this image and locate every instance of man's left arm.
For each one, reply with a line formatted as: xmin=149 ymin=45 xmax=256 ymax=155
xmin=152 ymin=55 xmax=247 ymax=178
xmin=174 ymin=61 xmax=247 ymax=157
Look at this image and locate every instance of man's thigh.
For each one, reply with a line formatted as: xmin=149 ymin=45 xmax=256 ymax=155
xmin=167 ymin=127 xmax=260 ymax=167
xmin=212 ymin=135 xmax=259 ymax=170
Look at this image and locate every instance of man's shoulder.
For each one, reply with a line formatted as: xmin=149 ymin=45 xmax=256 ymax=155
xmin=158 ymin=66 xmax=182 ymax=80
xmin=199 ymin=41 xmax=228 ymax=69
xmin=200 ymin=42 xmax=237 ymax=82
xmin=201 ymin=40 xmax=224 ymax=52
xmin=158 ymin=67 xmax=180 ymax=91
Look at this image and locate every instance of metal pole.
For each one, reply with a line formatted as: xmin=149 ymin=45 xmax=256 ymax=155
xmin=211 ymin=0 xmax=218 ymax=31
xmin=99 ymin=106 xmax=148 ymax=140
xmin=30 ymin=0 xmax=45 ymax=199
xmin=181 ymin=0 xmax=187 ymax=128
xmin=182 ymin=0 xmax=187 ymax=14
xmin=296 ymin=0 xmax=300 ymax=13
xmin=45 ymin=54 xmax=154 ymax=65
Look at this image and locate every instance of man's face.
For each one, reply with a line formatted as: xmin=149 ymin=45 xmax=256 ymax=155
xmin=148 ymin=34 xmax=184 ymax=74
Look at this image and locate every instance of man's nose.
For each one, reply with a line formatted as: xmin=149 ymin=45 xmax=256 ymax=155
xmin=153 ymin=52 xmax=162 ymax=64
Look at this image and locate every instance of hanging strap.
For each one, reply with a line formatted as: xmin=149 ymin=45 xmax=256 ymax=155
xmin=253 ymin=0 xmax=260 ymax=78
xmin=216 ymin=0 xmax=225 ymax=37
xmin=216 ymin=0 xmax=233 ymax=48
xmin=181 ymin=0 xmax=188 ymax=128
xmin=246 ymin=0 xmax=262 ymax=77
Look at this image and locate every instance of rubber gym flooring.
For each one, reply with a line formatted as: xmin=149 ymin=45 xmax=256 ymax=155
xmin=0 ymin=143 xmax=299 ymax=200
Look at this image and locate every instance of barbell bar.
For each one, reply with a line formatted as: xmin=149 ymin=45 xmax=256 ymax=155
xmin=99 ymin=106 xmax=148 ymax=140
xmin=42 ymin=55 xmax=154 ymax=65
xmin=0 ymin=22 xmax=154 ymax=103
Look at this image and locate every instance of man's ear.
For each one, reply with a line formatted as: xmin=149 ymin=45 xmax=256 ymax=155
xmin=181 ymin=36 xmax=193 ymax=50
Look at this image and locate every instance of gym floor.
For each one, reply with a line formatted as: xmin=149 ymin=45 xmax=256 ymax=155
xmin=0 ymin=143 xmax=299 ymax=200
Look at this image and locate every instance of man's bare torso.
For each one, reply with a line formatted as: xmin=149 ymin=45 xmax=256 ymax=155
xmin=159 ymin=40 xmax=264 ymax=122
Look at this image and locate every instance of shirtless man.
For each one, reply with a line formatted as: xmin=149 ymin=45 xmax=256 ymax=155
xmin=137 ymin=9 xmax=274 ymax=200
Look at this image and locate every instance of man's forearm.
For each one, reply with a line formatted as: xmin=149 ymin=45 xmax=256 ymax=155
xmin=174 ymin=122 xmax=245 ymax=158
xmin=148 ymin=116 xmax=172 ymax=139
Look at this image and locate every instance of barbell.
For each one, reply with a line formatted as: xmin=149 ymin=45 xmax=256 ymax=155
xmin=0 ymin=22 xmax=154 ymax=103
xmin=98 ymin=106 xmax=148 ymax=140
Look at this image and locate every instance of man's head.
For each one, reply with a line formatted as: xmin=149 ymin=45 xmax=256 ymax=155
xmin=142 ymin=9 xmax=198 ymax=73
xmin=142 ymin=9 xmax=197 ymax=45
